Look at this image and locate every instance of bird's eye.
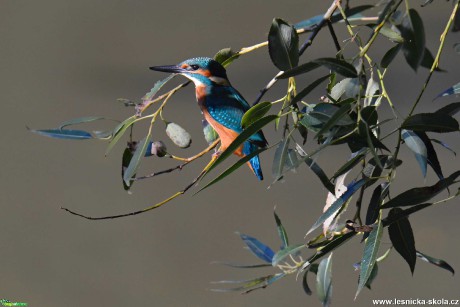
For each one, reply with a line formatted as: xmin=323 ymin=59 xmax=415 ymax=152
xmin=190 ymin=65 xmax=200 ymax=70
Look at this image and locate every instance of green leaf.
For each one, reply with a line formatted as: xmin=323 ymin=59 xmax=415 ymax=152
xmin=28 ymin=128 xmax=92 ymax=140
xmin=388 ymin=208 xmax=416 ymax=274
xmin=401 ymin=129 xmax=428 ymax=177
xmin=434 ymin=82 xmax=460 ymax=100
xmin=272 ymin=138 xmax=290 ymax=182
xmin=211 ymin=273 xmax=285 ymax=293
xmin=309 ymin=103 xmax=354 ymax=126
xmin=331 ymin=148 xmax=368 ymax=180
xmin=356 ymin=217 xmax=383 ymax=299
xmin=277 ymin=62 xmax=320 ymax=79
xmin=435 ymin=102 xmax=460 ymax=117
xmin=238 ymin=233 xmax=275 ymax=263
xmin=330 ymin=78 xmax=360 ymax=100
xmin=313 ymin=58 xmax=358 ymax=78
xmin=142 ymin=74 xmax=175 ymax=102
xmin=376 ymin=25 xmax=404 ymax=43
xmin=364 ymin=78 xmax=381 ymax=107
xmin=315 ymin=103 xmax=353 ymax=139
xmin=399 ymin=9 xmax=426 ymax=71
xmin=196 ymin=146 xmax=269 ymax=194
xmin=291 ymin=75 xmax=330 ymax=105
xmin=402 ymin=113 xmax=459 ymax=133
xmin=58 ymin=116 xmax=105 ymax=130
xmin=122 ymin=147 xmax=134 ymax=190
xmin=431 ymin=138 xmax=457 ymax=156
xmin=203 ymin=115 xmax=278 ymax=177
xmin=211 ymin=261 xmax=271 ymax=269
xmin=380 ymin=44 xmax=402 ymax=69
xmin=381 ymin=170 xmax=460 ymax=208
xmin=414 ymin=131 xmax=444 ymax=180
xmin=214 ymin=48 xmax=239 ymax=67
xmin=105 ymin=115 xmax=137 ymax=156
xmin=274 ymin=210 xmax=289 ymax=249
xmin=241 ymin=101 xmax=272 ymax=129
xmin=416 ymin=251 xmax=455 ymax=275
xmin=307 ymin=179 xmax=368 ymax=236
xmin=365 ymin=263 xmax=379 ymax=289
xmin=382 ymin=203 xmax=432 ymax=227
xmin=123 ymin=135 xmax=150 ymax=186
xmin=272 ymin=244 xmax=305 ymax=266
xmin=302 ymin=269 xmax=314 ymax=296
xmin=316 ymin=253 xmax=333 ymax=307
xmin=268 ymin=18 xmax=299 ymax=71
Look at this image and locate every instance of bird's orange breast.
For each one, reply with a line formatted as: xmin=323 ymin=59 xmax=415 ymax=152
xmin=196 ymin=86 xmax=243 ymax=156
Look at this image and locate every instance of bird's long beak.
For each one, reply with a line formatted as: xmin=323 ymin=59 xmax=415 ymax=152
xmin=149 ymin=65 xmax=186 ymax=74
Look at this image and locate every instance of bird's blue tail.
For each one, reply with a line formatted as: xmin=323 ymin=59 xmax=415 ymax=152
xmin=243 ymin=142 xmax=263 ymax=180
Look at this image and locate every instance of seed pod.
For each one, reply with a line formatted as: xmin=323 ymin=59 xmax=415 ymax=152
xmin=202 ymin=119 xmax=218 ymax=145
xmin=166 ymin=122 xmax=192 ymax=148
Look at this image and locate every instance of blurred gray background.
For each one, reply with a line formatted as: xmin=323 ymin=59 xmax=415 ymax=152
xmin=1 ymin=1 xmax=459 ymax=306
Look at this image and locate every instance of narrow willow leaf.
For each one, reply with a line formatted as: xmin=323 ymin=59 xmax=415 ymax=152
xmin=123 ymin=135 xmax=150 ymax=186
xmin=399 ymin=9 xmax=425 ymax=71
xmin=356 ymin=218 xmax=383 ymax=299
xmin=307 ymin=179 xmax=368 ymax=236
xmin=313 ymin=58 xmax=358 ymax=78
xmin=105 ymin=115 xmax=137 ymax=156
xmin=211 ymin=261 xmax=271 ymax=269
xmin=431 ymin=139 xmax=457 ymax=156
xmin=323 ymin=172 xmax=348 ymax=235
xmin=362 ymin=184 xmax=386 ymax=242
xmin=365 ymin=263 xmax=378 ymax=289
xmin=388 ymin=208 xmax=416 ymax=274
xmin=309 ymin=103 xmax=354 ymax=126
xmin=435 ymin=102 xmax=460 ymax=116
xmin=402 ymin=129 xmax=428 ymax=177
xmin=434 ymin=82 xmax=460 ymax=100
xmin=142 ymin=74 xmax=175 ymax=101
xmin=214 ymin=48 xmax=238 ymax=67
xmin=58 ymin=116 xmax=105 ymax=130
xmin=315 ymin=103 xmax=353 ymax=139
xmin=364 ymin=77 xmax=381 ymax=107
xmin=291 ymin=75 xmax=330 ymax=105
xmin=285 ymin=149 xmax=300 ymax=171
xmin=195 ymin=146 xmax=269 ymax=194
xmin=330 ymin=78 xmax=360 ymax=100
xmin=382 ymin=203 xmax=432 ymax=227
xmin=242 ymin=101 xmax=272 ymax=129
xmin=211 ymin=274 xmax=284 ymax=292
xmin=204 ymin=115 xmax=278 ymax=177
xmin=272 ymin=244 xmax=305 ymax=266
xmin=272 ymin=138 xmax=290 ymax=181
xmin=332 ymin=148 xmax=368 ymax=180
xmin=377 ymin=25 xmax=404 ymax=43
xmin=296 ymin=144 xmax=335 ymax=194
xmin=278 ymin=62 xmax=320 ymax=79
xmin=381 ymin=171 xmax=460 ymax=208
xmin=402 ymin=113 xmax=459 ymax=133
xmin=268 ymin=18 xmax=299 ymax=71
xmin=414 ymin=131 xmax=444 ymax=180
xmin=316 ymin=253 xmax=333 ymax=307
xmin=28 ymin=128 xmax=92 ymax=140
xmin=381 ymin=44 xmax=402 ymax=68
xmin=274 ymin=210 xmax=289 ymax=249
xmin=303 ymin=270 xmax=313 ymax=296
xmin=416 ymin=251 xmax=455 ymax=275
xmin=122 ymin=147 xmax=134 ymax=190
xmin=306 ymin=232 xmax=357 ymax=268
xmin=238 ymin=233 xmax=275 ymax=263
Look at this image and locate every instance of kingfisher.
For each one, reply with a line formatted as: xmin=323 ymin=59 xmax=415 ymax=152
xmin=150 ymin=57 xmax=267 ymax=180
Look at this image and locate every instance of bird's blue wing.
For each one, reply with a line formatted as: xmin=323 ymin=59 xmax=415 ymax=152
xmin=205 ymin=86 xmax=268 ymax=147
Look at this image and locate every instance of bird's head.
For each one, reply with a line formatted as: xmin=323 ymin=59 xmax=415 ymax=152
xmin=150 ymin=57 xmax=229 ymax=86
